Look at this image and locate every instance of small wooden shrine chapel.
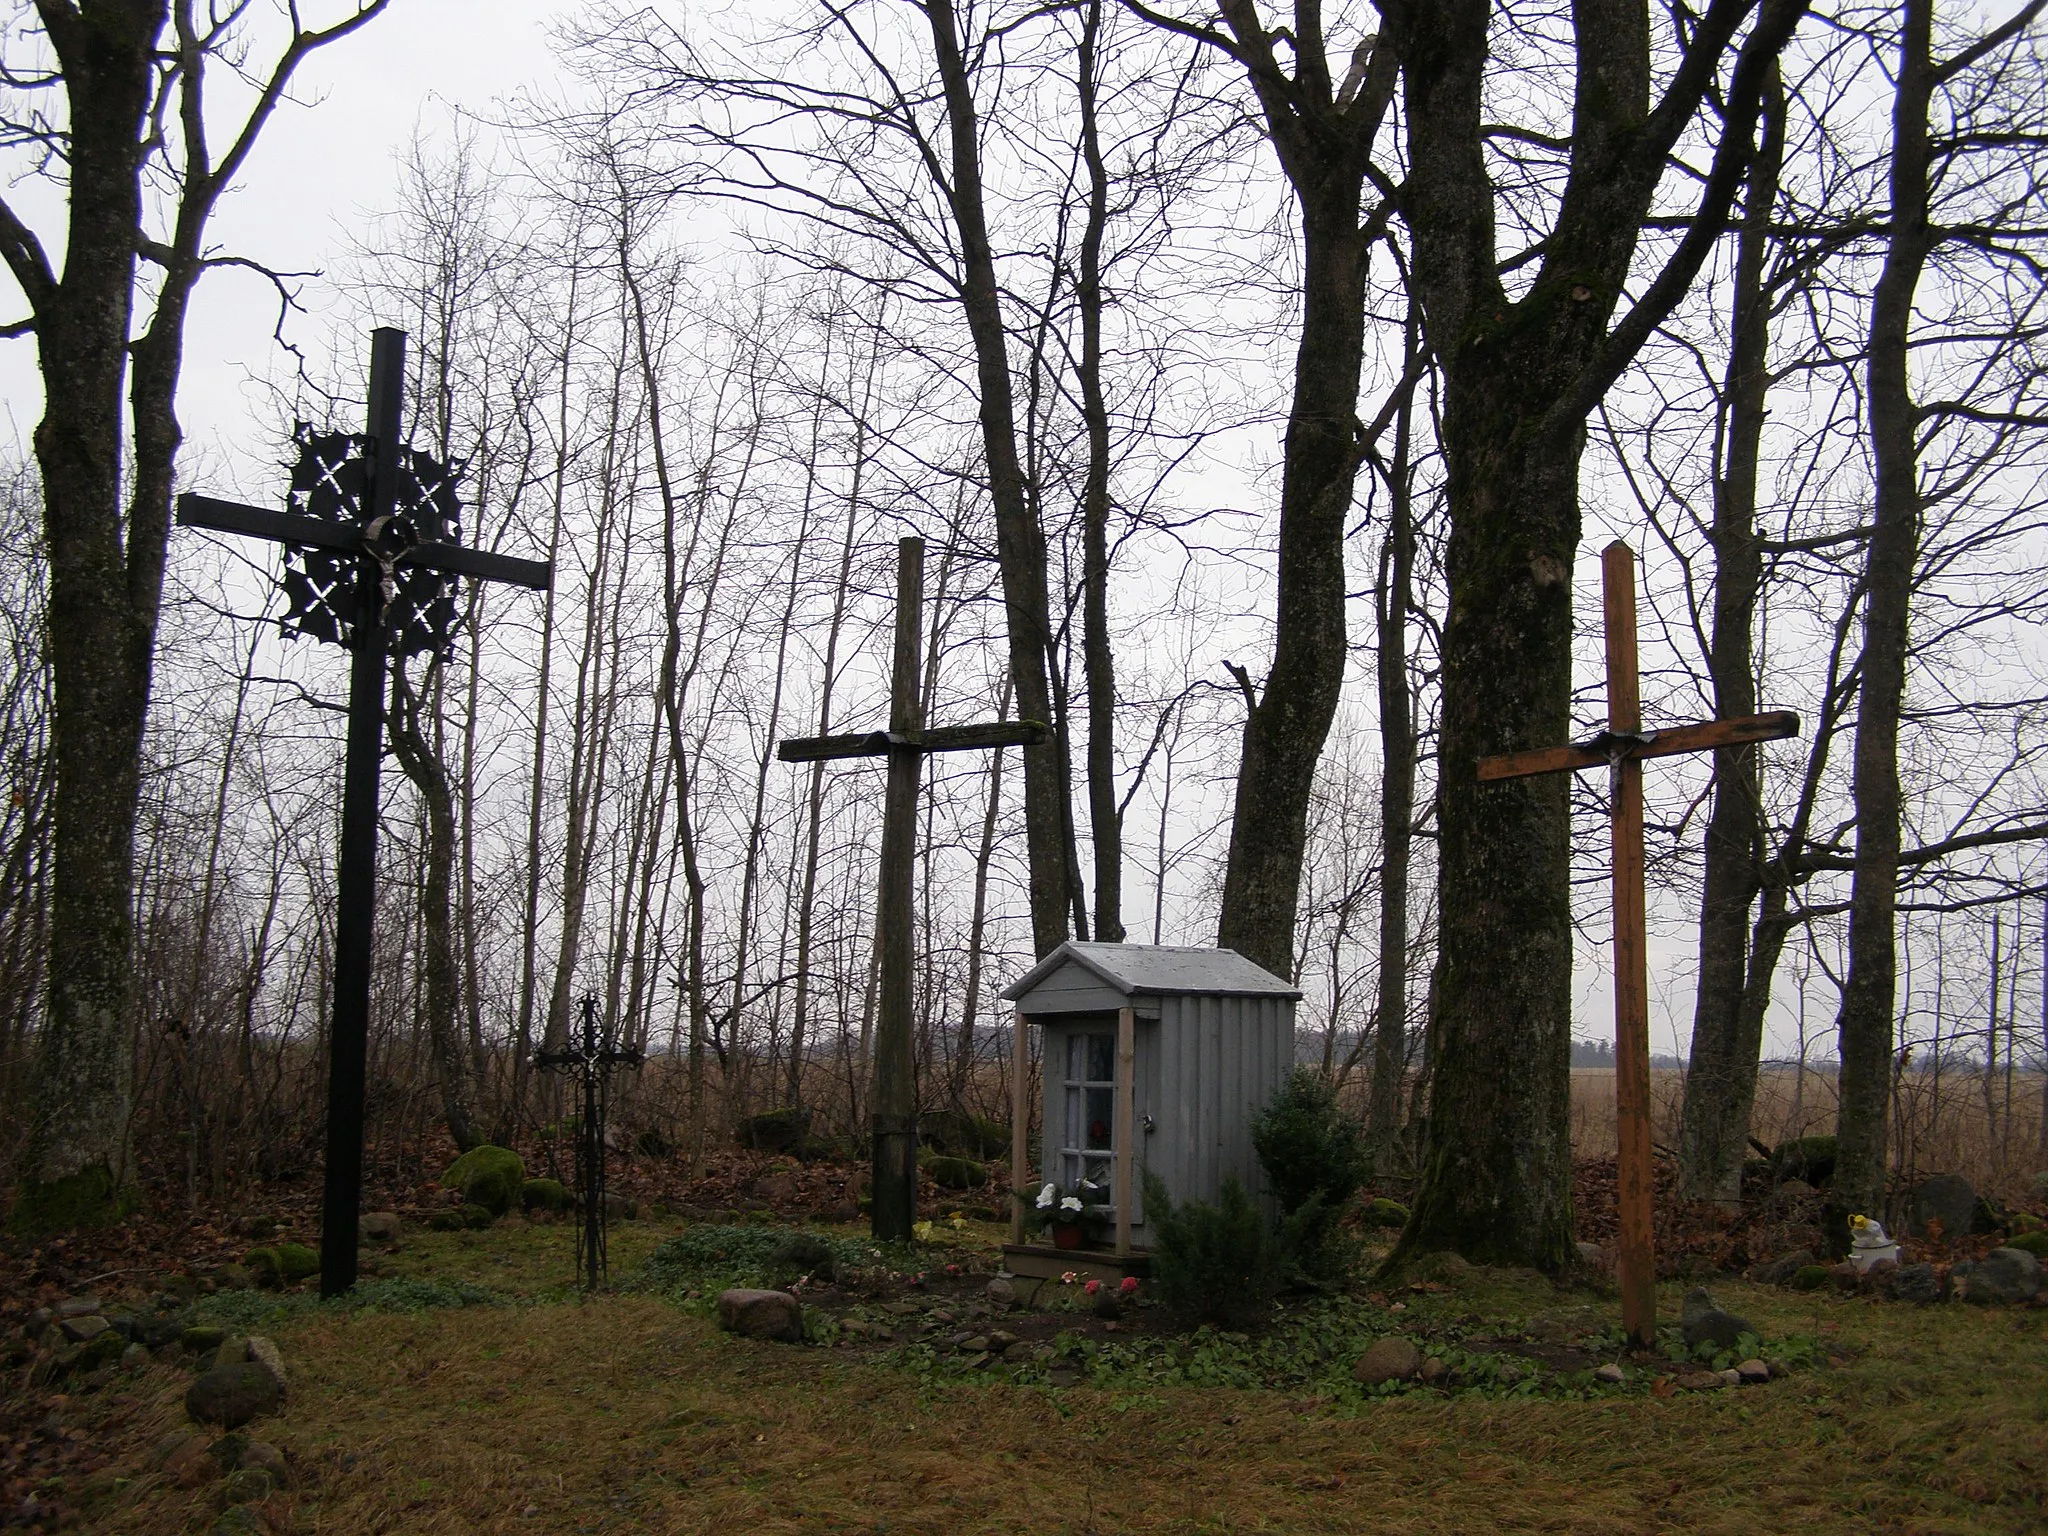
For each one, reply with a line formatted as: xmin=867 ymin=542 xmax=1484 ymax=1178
xmin=999 ymin=942 xmax=1299 ymax=1283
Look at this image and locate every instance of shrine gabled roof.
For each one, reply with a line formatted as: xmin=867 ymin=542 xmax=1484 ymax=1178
xmin=998 ymin=942 xmax=1302 ymax=1003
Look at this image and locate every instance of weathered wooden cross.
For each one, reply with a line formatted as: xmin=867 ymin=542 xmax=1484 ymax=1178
xmin=177 ymin=328 xmax=551 ymax=1297
xmin=1479 ymin=541 xmax=1798 ymax=1350
xmin=777 ymin=536 xmax=1044 ymax=1242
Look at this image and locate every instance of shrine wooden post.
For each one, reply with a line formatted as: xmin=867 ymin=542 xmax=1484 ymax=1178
xmin=1479 ymin=541 xmax=1798 ymax=1350
xmin=177 ymin=328 xmax=551 ymax=1296
xmin=778 ymin=536 xmax=1044 ymax=1241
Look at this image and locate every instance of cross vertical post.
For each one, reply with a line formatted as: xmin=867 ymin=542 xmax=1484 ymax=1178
xmin=1602 ymin=543 xmax=1657 ymax=1350
xmin=1476 ymin=539 xmax=1799 ymax=1353
xmin=320 ymin=325 xmax=405 ymax=1298
xmin=777 ymin=536 xmax=1047 ymax=1244
xmin=873 ymin=536 xmax=925 ymax=1242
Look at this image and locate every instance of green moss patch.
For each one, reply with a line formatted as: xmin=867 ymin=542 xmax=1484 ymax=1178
xmin=440 ymin=1145 xmax=526 ymax=1216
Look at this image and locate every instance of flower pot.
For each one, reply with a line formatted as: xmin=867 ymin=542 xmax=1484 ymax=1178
xmin=1051 ymin=1221 xmax=1084 ymax=1250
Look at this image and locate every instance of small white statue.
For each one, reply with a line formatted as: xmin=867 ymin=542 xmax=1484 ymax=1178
xmin=1848 ymin=1214 xmax=1900 ymax=1273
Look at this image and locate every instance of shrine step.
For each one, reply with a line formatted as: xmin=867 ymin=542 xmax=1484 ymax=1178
xmin=1000 ymin=1243 xmax=1153 ymax=1293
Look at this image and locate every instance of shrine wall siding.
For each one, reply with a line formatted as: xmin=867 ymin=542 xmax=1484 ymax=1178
xmin=1141 ymin=992 xmax=1294 ymax=1238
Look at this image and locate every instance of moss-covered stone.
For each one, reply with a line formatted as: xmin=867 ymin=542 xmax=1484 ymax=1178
xmin=460 ymin=1203 xmax=496 ymax=1230
xmin=925 ymin=1154 xmax=987 ymax=1190
xmin=1366 ymin=1198 xmax=1410 ymax=1228
xmin=1771 ymin=1136 xmax=1837 ymax=1187
xmin=275 ymin=1243 xmax=319 ymax=1282
xmin=8 ymin=1165 xmax=136 ymax=1235
xmin=243 ymin=1248 xmax=283 ymax=1287
xmin=1790 ymin=1263 xmax=1831 ymax=1291
xmin=2006 ymin=1230 xmax=2048 ymax=1259
xmin=521 ymin=1177 xmax=573 ymax=1214
xmin=734 ymin=1108 xmax=812 ymax=1154
xmin=427 ymin=1210 xmax=464 ymax=1232
xmin=440 ymin=1145 xmax=525 ymax=1216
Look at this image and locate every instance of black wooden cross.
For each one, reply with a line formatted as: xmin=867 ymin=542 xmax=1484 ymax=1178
xmin=777 ymin=536 xmax=1044 ymax=1241
xmin=1478 ymin=541 xmax=1798 ymax=1349
xmin=177 ymin=327 xmax=551 ymax=1297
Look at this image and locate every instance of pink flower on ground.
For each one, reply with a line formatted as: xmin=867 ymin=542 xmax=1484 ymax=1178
xmin=1119 ymin=1276 xmax=1139 ymax=1294
xmin=1084 ymin=1279 xmax=1101 ymax=1295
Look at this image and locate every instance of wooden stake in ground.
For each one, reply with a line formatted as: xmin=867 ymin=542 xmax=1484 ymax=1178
xmin=1478 ymin=541 xmax=1798 ymax=1350
xmin=779 ymin=536 xmax=1044 ymax=1241
xmin=178 ymin=328 xmax=551 ymax=1296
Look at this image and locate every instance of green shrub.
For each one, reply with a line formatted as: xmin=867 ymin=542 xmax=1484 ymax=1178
xmin=1790 ymin=1263 xmax=1831 ymax=1291
xmin=767 ymin=1232 xmax=840 ymax=1286
xmin=440 ymin=1145 xmax=525 ymax=1216
xmin=1140 ymin=1171 xmax=1283 ymax=1327
xmin=521 ymin=1177 xmax=573 ymax=1214
xmin=460 ymin=1203 xmax=496 ymax=1230
xmin=1251 ymin=1069 xmax=1368 ymax=1287
xmin=924 ymin=1155 xmax=987 ymax=1191
xmin=2006 ymin=1230 xmax=2048 ymax=1259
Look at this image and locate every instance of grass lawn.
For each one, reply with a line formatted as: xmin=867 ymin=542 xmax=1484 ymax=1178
xmin=64 ymin=1216 xmax=2048 ymax=1535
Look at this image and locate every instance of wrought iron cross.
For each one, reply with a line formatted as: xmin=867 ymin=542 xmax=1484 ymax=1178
xmin=533 ymin=995 xmax=644 ymax=1291
xmin=1479 ymin=541 xmax=1799 ymax=1350
xmin=177 ymin=328 xmax=551 ymax=1297
xmin=777 ymin=536 xmax=1044 ymax=1242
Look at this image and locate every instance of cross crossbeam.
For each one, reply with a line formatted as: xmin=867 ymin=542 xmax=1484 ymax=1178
xmin=178 ymin=493 xmax=552 ymax=589
xmin=1479 ymin=542 xmax=1800 ymax=1352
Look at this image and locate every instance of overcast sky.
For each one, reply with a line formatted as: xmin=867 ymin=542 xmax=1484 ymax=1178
xmin=0 ymin=0 xmax=565 ymax=477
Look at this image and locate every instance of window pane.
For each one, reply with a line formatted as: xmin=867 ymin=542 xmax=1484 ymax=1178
xmin=1065 ymin=1086 xmax=1081 ymax=1149
xmin=1088 ymin=1032 xmax=1115 ymax=1083
xmin=1084 ymin=1156 xmax=1113 ymax=1189
xmin=1062 ymin=1152 xmax=1081 ymax=1188
xmin=1066 ymin=1033 xmax=1084 ymax=1081
xmin=1085 ymin=1087 xmax=1113 ymax=1149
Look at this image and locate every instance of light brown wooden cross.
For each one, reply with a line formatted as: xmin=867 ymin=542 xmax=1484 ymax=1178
xmin=1479 ymin=541 xmax=1799 ymax=1351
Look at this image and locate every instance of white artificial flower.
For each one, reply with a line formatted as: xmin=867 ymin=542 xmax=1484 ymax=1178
xmin=1036 ymin=1182 xmax=1057 ymax=1209
xmin=1061 ymin=1195 xmax=1083 ymax=1213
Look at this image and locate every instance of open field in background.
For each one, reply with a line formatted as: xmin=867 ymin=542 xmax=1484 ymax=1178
xmin=53 ymin=1218 xmax=2048 ymax=1535
xmin=1566 ymin=1068 xmax=2048 ymax=1196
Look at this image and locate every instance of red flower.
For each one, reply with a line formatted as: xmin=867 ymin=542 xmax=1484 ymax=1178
xmin=1119 ymin=1276 xmax=1139 ymax=1294
xmin=1084 ymin=1278 xmax=1101 ymax=1295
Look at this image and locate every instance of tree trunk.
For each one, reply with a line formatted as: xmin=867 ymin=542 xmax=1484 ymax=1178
xmin=1675 ymin=64 xmax=1785 ymax=1204
xmin=1385 ymin=0 xmax=1805 ymax=1270
xmin=1833 ymin=0 xmax=1933 ymax=1240
xmin=388 ymin=660 xmax=479 ymax=1151
xmin=921 ymin=0 xmax=1069 ymax=959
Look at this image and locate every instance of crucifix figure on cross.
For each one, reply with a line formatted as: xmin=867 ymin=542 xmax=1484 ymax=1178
xmin=1479 ymin=541 xmax=1798 ymax=1351
xmin=178 ymin=327 xmax=552 ymax=1296
xmin=778 ymin=536 xmax=1044 ymax=1241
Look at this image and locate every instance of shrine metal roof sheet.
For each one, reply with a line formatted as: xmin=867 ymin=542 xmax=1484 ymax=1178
xmin=998 ymin=942 xmax=1302 ymax=1002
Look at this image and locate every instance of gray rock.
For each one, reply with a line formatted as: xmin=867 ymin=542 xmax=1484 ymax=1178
xmin=1594 ymin=1363 xmax=1625 ymax=1385
xmin=211 ymin=1433 xmax=290 ymax=1487
xmin=56 ymin=1294 xmax=102 ymax=1319
xmin=1674 ymin=1370 xmax=1727 ymax=1392
xmin=1736 ymin=1358 xmax=1770 ymax=1384
xmin=1574 ymin=1241 xmax=1606 ymax=1270
xmin=715 ymin=1288 xmax=804 ymax=1342
xmin=1892 ymin=1262 xmax=1942 ymax=1304
xmin=1717 ymin=1368 xmax=1742 ymax=1387
xmin=984 ymin=1278 xmax=1017 ymax=1309
xmin=1680 ymin=1288 xmax=1755 ymax=1353
xmin=1952 ymin=1247 xmax=2042 ymax=1305
xmin=987 ymin=1329 xmax=1019 ymax=1350
xmin=1777 ymin=1178 xmax=1817 ymax=1199
xmin=1420 ymin=1357 xmax=1450 ymax=1385
xmin=23 ymin=1306 xmax=52 ymax=1336
xmin=1766 ymin=1357 xmax=1791 ymax=1379
xmin=1351 ymin=1336 xmax=1422 ymax=1386
xmin=121 ymin=1342 xmax=149 ymax=1372
xmin=359 ymin=1210 xmax=402 ymax=1243
xmin=58 ymin=1314 xmax=110 ymax=1343
xmin=216 ymin=1335 xmax=250 ymax=1366
xmin=961 ymin=1335 xmax=990 ymax=1354
xmin=246 ymin=1336 xmax=288 ymax=1391
xmin=185 ymin=1363 xmax=286 ymax=1428
xmin=1905 ymin=1173 xmax=1977 ymax=1241
xmin=1828 ymin=1262 xmax=1861 ymax=1290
